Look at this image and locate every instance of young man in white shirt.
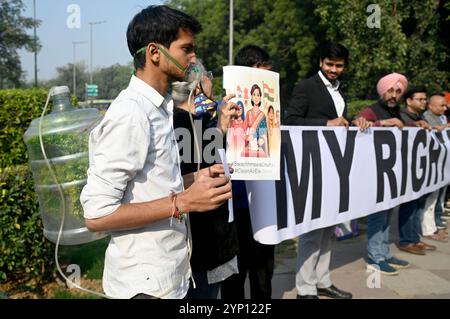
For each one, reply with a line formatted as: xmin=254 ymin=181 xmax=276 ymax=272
xmin=80 ymin=5 xmax=232 ymax=299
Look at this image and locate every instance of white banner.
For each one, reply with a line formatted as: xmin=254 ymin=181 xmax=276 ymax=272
xmin=246 ymin=126 xmax=450 ymax=244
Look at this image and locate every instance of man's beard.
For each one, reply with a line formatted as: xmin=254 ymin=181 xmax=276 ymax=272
xmin=321 ymin=70 xmax=338 ymax=84
xmin=386 ymin=98 xmax=398 ymax=108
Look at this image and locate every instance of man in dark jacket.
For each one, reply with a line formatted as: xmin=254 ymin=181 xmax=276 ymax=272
xmin=285 ymin=42 xmax=369 ymax=299
xmin=396 ymin=88 xmax=436 ymax=255
xmin=221 ymin=45 xmax=275 ymax=300
xmin=358 ymin=73 xmax=412 ymax=275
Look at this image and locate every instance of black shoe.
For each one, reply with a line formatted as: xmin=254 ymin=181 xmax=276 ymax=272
xmin=296 ymin=294 xmax=319 ymax=299
xmin=317 ymin=285 xmax=352 ymax=299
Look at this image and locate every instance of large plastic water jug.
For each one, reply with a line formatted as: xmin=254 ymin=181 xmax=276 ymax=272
xmin=23 ymin=86 xmax=107 ymax=245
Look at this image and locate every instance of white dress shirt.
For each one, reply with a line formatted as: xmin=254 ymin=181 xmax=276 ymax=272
xmin=80 ymin=75 xmax=190 ymax=299
xmin=318 ymin=71 xmax=346 ymax=117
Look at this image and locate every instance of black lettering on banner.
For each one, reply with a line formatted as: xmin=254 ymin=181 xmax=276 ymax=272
xmin=275 ymin=130 xmax=323 ymax=228
xmin=427 ymin=134 xmax=442 ymax=186
xmin=411 ymin=129 xmax=427 ymax=192
xmin=275 ymin=131 xmax=292 ymax=230
xmin=434 ymin=131 xmax=447 ymax=182
xmin=323 ymin=130 xmax=357 ymax=213
xmin=400 ymin=130 xmax=409 ymax=196
xmin=301 ymin=131 xmax=323 ymax=220
xmin=374 ymin=131 xmax=398 ymax=203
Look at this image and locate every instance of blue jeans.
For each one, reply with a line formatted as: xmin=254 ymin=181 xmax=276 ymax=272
xmin=186 ymin=271 xmax=220 ymax=299
xmin=367 ymin=209 xmax=393 ymax=263
xmin=398 ymin=196 xmax=426 ymax=246
xmin=435 ymin=186 xmax=447 ymax=226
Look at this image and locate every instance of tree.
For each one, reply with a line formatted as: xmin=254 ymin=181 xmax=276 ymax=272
xmin=0 ymin=0 xmax=40 ymax=89
xmin=167 ymin=0 xmax=449 ymax=101
xmin=44 ymin=62 xmax=89 ymax=100
xmin=313 ymin=0 xmax=450 ymax=99
xmin=168 ymin=0 xmax=322 ymax=101
xmin=93 ymin=63 xmax=132 ymax=99
xmin=45 ymin=62 xmax=132 ymax=100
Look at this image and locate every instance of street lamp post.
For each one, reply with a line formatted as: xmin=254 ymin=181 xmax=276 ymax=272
xmin=72 ymin=41 xmax=87 ymax=98
xmin=33 ymin=0 xmax=38 ymax=87
xmin=229 ymin=0 xmax=234 ymax=65
xmin=88 ymin=20 xmax=106 ymax=85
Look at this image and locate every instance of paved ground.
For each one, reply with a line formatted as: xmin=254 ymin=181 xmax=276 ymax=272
xmin=269 ymin=209 xmax=450 ymax=299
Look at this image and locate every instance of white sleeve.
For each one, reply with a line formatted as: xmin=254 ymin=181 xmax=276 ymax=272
xmin=80 ymin=112 xmax=150 ymax=219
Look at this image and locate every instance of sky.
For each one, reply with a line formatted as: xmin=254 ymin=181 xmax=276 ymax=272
xmin=19 ymin=0 xmax=163 ymax=82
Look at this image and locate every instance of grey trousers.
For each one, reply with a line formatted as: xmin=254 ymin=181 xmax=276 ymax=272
xmin=295 ymin=226 xmax=334 ymax=296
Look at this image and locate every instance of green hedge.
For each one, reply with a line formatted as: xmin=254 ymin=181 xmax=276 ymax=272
xmin=347 ymin=99 xmax=377 ymax=119
xmin=0 ymin=88 xmax=78 ymax=168
xmin=0 ymin=165 xmax=54 ymax=283
xmin=0 ymin=89 xmax=50 ymax=168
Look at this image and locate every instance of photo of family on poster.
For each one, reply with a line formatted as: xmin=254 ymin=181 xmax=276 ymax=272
xmin=223 ymin=66 xmax=281 ymax=180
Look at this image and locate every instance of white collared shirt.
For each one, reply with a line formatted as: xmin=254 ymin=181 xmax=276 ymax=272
xmin=318 ymin=71 xmax=346 ymax=117
xmin=80 ymin=75 xmax=190 ymax=299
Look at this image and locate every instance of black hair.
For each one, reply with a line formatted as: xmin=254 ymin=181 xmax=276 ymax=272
xmin=250 ymin=84 xmax=262 ymax=106
xmin=127 ymin=5 xmax=202 ymax=71
xmin=234 ymin=45 xmax=272 ymax=68
xmin=319 ymin=42 xmax=349 ymax=64
xmin=404 ymin=87 xmax=427 ymax=101
xmin=236 ymin=101 xmax=245 ymax=120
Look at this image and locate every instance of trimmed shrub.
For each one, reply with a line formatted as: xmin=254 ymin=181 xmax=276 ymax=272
xmin=0 ymin=89 xmax=50 ymax=168
xmin=0 ymin=165 xmax=54 ymax=283
xmin=347 ymin=99 xmax=377 ymax=118
xmin=0 ymin=88 xmax=78 ymax=168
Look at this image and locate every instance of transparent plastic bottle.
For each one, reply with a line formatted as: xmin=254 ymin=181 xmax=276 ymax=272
xmin=23 ymin=86 xmax=107 ymax=245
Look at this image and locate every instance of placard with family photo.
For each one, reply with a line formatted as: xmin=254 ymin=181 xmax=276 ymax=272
xmin=223 ymin=65 xmax=281 ymax=180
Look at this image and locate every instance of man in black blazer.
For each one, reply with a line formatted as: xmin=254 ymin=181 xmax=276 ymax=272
xmin=285 ymin=42 xmax=369 ymax=299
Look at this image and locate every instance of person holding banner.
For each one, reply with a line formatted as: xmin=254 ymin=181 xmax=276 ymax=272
xmin=357 ymin=72 xmax=412 ymax=275
xmin=286 ymin=42 xmax=369 ymax=299
xmin=396 ymin=88 xmax=436 ymax=255
xmin=171 ymin=60 xmax=240 ymax=299
xmin=221 ymin=45 xmax=275 ymax=300
xmin=420 ymin=93 xmax=449 ymax=242
xmin=399 ymin=87 xmax=431 ymax=129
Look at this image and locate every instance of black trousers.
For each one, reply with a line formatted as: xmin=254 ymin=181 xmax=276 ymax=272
xmin=220 ymin=208 xmax=275 ymax=299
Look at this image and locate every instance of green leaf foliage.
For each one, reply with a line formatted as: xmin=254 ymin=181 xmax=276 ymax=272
xmin=44 ymin=62 xmax=132 ymax=101
xmin=166 ymin=0 xmax=449 ymax=102
xmin=0 ymin=165 xmax=53 ymax=283
xmin=0 ymin=88 xmax=50 ymax=168
xmin=313 ymin=0 xmax=449 ymax=99
xmin=0 ymin=0 xmax=41 ymax=88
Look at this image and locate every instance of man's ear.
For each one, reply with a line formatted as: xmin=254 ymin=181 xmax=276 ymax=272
xmin=406 ymin=97 xmax=412 ymax=107
xmin=147 ymin=43 xmax=160 ymax=63
xmin=319 ymin=58 xmax=323 ymax=68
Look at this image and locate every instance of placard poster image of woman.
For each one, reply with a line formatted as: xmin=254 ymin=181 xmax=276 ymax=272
xmin=223 ymin=65 xmax=281 ymax=180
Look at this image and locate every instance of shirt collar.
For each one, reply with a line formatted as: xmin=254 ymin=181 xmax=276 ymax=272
xmin=129 ymin=75 xmax=172 ymax=109
xmin=318 ymin=70 xmax=340 ymax=90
